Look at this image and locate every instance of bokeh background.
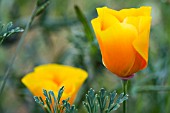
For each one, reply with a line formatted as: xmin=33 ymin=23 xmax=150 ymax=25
xmin=0 ymin=0 xmax=170 ymax=113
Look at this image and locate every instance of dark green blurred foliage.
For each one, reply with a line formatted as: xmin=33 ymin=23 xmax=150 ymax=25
xmin=0 ymin=0 xmax=170 ymax=113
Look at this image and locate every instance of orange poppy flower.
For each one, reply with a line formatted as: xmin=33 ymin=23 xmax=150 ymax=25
xmin=21 ymin=64 xmax=88 ymax=104
xmin=91 ymin=6 xmax=152 ymax=79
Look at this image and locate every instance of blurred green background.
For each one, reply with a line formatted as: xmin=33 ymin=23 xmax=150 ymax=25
xmin=0 ymin=0 xmax=170 ymax=113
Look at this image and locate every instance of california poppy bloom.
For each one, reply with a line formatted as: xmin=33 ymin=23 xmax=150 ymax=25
xmin=91 ymin=6 xmax=152 ymax=79
xmin=21 ymin=64 xmax=88 ymax=104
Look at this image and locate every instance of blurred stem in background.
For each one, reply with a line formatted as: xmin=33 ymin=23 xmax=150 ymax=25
xmin=0 ymin=0 xmax=50 ymax=96
xmin=133 ymin=85 xmax=170 ymax=92
xmin=74 ymin=6 xmax=94 ymax=43
xmin=73 ymin=5 xmax=102 ymax=108
xmin=122 ymin=79 xmax=128 ymax=113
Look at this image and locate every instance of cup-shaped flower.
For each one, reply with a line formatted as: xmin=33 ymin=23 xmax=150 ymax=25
xmin=91 ymin=6 xmax=152 ymax=79
xmin=21 ymin=64 xmax=88 ymax=104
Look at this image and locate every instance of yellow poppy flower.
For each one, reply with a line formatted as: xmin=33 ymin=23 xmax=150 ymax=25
xmin=91 ymin=6 xmax=152 ymax=79
xmin=21 ymin=64 xmax=88 ymax=104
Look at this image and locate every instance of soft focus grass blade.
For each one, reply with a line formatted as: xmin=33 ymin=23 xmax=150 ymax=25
xmin=74 ymin=5 xmax=94 ymax=42
xmin=0 ymin=0 xmax=50 ymax=96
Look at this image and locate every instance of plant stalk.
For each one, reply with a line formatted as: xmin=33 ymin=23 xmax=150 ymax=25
xmin=0 ymin=0 xmax=50 ymax=96
xmin=122 ymin=79 xmax=128 ymax=113
xmin=0 ymin=4 xmax=37 ymax=96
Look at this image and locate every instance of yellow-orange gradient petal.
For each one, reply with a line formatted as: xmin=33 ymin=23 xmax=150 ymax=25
xmin=91 ymin=17 xmax=101 ymax=39
xmin=133 ymin=30 xmax=151 ymax=67
xmin=100 ymin=23 xmax=138 ymax=77
xmin=126 ymin=52 xmax=146 ymax=76
xmin=97 ymin=7 xmax=122 ymax=21
xmin=123 ymin=16 xmax=151 ymax=33
xmin=97 ymin=7 xmax=120 ymax=30
xmin=97 ymin=6 xmax=151 ymax=22
xmin=21 ymin=64 xmax=88 ymax=104
xmin=123 ymin=16 xmax=151 ymax=69
xmin=91 ymin=15 xmax=120 ymax=51
xmin=119 ymin=6 xmax=151 ymax=21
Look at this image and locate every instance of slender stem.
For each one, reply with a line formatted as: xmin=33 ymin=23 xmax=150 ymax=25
xmin=0 ymin=0 xmax=51 ymax=95
xmin=0 ymin=5 xmax=37 ymax=96
xmin=122 ymin=79 xmax=128 ymax=113
xmin=134 ymin=85 xmax=170 ymax=92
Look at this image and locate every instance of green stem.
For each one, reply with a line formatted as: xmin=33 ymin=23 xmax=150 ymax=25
xmin=134 ymin=85 xmax=170 ymax=92
xmin=122 ymin=79 xmax=128 ymax=113
xmin=0 ymin=0 xmax=50 ymax=96
xmin=0 ymin=4 xmax=37 ymax=96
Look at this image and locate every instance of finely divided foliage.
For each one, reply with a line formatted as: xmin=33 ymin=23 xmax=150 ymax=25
xmin=0 ymin=22 xmax=24 ymax=44
xmin=34 ymin=87 xmax=128 ymax=113
xmin=83 ymin=88 xmax=128 ymax=113
xmin=34 ymin=86 xmax=77 ymax=113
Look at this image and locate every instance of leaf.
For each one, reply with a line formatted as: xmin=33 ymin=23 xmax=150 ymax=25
xmin=83 ymin=88 xmax=128 ymax=113
xmin=36 ymin=0 xmax=50 ymax=16
xmin=74 ymin=5 xmax=94 ymax=42
xmin=62 ymin=100 xmax=77 ymax=113
xmin=0 ymin=22 xmax=24 ymax=45
xmin=116 ymin=93 xmax=128 ymax=104
xmin=108 ymin=91 xmax=117 ymax=109
xmin=33 ymin=86 xmax=77 ymax=113
xmin=107 ymin=93 xmax=128 ymax=112
xmin=97 ymin=88 xmax=108 ymax=112
xmin=33 ymin=87 xmax=127 ymax=113
xmin=83 ymin=101 xmax=91 ymax=113
xmin=57 ymin=86 xmax=64 ymax=103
